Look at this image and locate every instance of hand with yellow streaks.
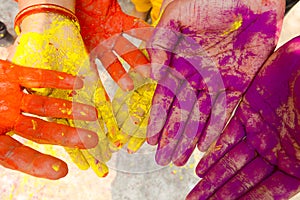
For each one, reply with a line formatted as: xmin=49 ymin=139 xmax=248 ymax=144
xmin=9 ymin=0 xmax=117 ymax=177
xmin=0 ymin=59 xmax=99 ymax=179
xmin=110 ymin=71 xmax=156 ymax=153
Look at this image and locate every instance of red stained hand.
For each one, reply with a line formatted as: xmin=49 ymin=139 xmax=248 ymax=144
xmin=76 ymin=0 xmax=152 ymax=91
xmin=0 ymin=60 xmax=98 ymax=179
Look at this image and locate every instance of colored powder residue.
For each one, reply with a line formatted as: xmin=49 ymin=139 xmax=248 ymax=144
xmin=31 ymin=119 xmax=37 ymax=131
xmin=110 ymin=71 xmax=156 ymax=153
xmin=221 ymin=14 xmax=243 ymax=36
xmin=51 ymin=163 xmax=60 ymax=172
xmin=12 ymin=13 xmax=112 ymax=177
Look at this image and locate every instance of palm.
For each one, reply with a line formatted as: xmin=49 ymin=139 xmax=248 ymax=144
xmin=76 ymin=0 xmax=145 ymax=51
xmin=76 ymin=0 xmax=150 ymax=90
xmin=147 ymin=0 xmax=285 ymax=166
xmin=188 ymin=36 xmax=300 ymax=200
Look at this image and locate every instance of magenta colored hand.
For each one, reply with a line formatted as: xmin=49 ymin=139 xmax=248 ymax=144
xmin=187 ymin=36 xmax=300 ymax=200
xmin=146 ymin=0 xmax=285 ymax=166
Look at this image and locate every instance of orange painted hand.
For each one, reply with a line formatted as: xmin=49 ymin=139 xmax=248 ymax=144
xmin=76 ymin=0 xmax=152 ymax=91
xmin=9 ymin=12 xmax=114 ymax=177
xmin=0 ymin=60 xmax=98 ymax=180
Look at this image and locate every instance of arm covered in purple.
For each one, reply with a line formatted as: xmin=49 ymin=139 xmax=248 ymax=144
xmin=187 ymin=36 xmax=300 ymax=200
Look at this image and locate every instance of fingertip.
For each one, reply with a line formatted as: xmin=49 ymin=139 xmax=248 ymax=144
xmin=135 ymin=63 xmax=151 ymax=78
xmin=60 ymin=75 xmax=83 ymax=89
xmin=73 ymin=76 xmax=84 ymax=89
xmin=73 ymin=103 xmax=99 ymax=121
xmin=118 ymin=74 xmax=134 ymax=91
xmin=34 ymin=155 xmax=68 ymax=180
xmin=77 ymin=129 xmax=99 ymax=149
xmin=49 ymin=160 xmax=68 ymax=180
xmin=127 ymin=149 xmax=135 ymax=154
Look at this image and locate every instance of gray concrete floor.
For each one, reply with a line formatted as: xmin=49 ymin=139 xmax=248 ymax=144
xmin=0 ymin=1 xmax=300 ymax=200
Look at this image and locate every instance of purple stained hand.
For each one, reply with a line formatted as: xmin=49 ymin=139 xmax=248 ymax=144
xmin=187 ymin=36 xmax=300 ymax=200
xmin=146 ymin=0 xmax=285 ymax=166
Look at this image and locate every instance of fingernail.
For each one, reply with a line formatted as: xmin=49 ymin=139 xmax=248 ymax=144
xmin=118 ymin=74 xmax=134 ymax=91
xmin=127 ymin=148 xmax=136 ymax=154
xmin=73 ymin=77 xmax=84 ymax=89
xmin=77 ymin=129 xmax=99 ymax=149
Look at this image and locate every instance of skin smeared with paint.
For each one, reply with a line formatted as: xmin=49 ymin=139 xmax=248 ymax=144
xmin=0 ymin=60 xmax=99 ymax=179
xmin=130 ymin=0 xmax=164 ymax=26
xmin=187 ymin=36 xmax=300 ymax=200
xmin=10 ymin=13 xmax=112 ymax=177
xmin=76 ymin=0 xmax=151 ymax=91
xmin=111 ymin=71 xmax=156 ymax=153
xmin=76 ymin=0 xmax=158 ymax=153
xmin=146 ymin=0 xmax=285 ymax=166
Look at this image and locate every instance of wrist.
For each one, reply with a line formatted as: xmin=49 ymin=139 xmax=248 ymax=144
xmin=15 ymin=1 xmax=78 ymax=34
xmin=18 ymin=0 xmax=75 ymax=12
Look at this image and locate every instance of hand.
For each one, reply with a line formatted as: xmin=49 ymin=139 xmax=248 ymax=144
xmin=146 ymin=0 xmax=285 ymax=166
xmin=0 ymin=60 xmax=98 ymax=179
xmin=111 ymin=71 xmax=156 ymax=153
xmin=187 ymin=37 xmax=300 ymax=200
xmin=10 ymin=11 xmax=114 ymax=177
xmin=76 ymin=0 xmax=151 ymax=91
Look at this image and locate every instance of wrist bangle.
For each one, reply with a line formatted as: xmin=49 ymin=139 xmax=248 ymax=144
xmin=14 ymin=3 xmax=80 ymax=35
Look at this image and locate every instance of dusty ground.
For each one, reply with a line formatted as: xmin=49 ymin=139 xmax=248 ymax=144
xmin=0 ymin=1 xmax=299 ymax=200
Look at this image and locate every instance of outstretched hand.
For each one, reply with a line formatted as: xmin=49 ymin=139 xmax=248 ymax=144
xmin=0 ymin=60 xmax=98 ymax=180
xmin=76 ymin=0 xmax=151 ymax=91
xmin=187 ymin=36 xmax=300 ymax=200
xmin=147 ymin=0 xmax=285 ymax=166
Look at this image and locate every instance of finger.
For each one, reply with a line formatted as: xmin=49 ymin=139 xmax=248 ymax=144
xmin=240 ymin=171 xmax=300 ymax=200
xmin=196 ymin=115 xmax=245 ymax=177
xmin=147 ymin=16 xmax=181 ymax=80
xmin=127 ymin=80 xmax=156 ymax=153
xmin=81 ymin=150 xmax=109 ymax=178
xmin=65 ymin=99 xmax=112 ymax=164
xmin=86 ymin=127 xmax=112 ymax=163
xmin=14 ymin=115 xmax=98 ymax=149
xmin=111 ymin=72 xmax=154 ymax=151
xmin=187 ymin=141 xmax=256 ymax=199
xmin=97 ymin=46 xmax=134 ymax=91
xmin=110 ymin=88 xmax=133 ymax=150
xmin=171 ymin=91 xmax=211 ymax=166
xmin=0 ymin=61 xmax=83 ymax=89
xmin=197 ymin=90 xmax=243 ymax=152
xmin=126 ymin=86 xmax=154 ymax=153
xmin=121 ymin=12 xmax=150 ymax=31
xmin=111 ymin=83 xmax=147 ymax=150
xmin=155 ymin=78 xmax=198 ymax=166
xmin=147 ymin=71 xmax=182 ymax=145
xmin=0 ymin=135 xmax=68 ymax=180
xmin=146 ymin=18 xmax=182 ymax=144
xmin=21 ymin=94 xmax=98 ymax=121
xmin=127 ymin=132 xmax=148 ymax=154
xmin=209 ymin=157 xmax=274 ymax=200
xmin=92 ymin=82 xmax=128 ymax=152
xmin=124 ymin=26 xmax=154 ymax=42
xmin=64 ymin=147 xmax=90 ymax=170
xmin=113 ymin=36 xmax=150 ymax=77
